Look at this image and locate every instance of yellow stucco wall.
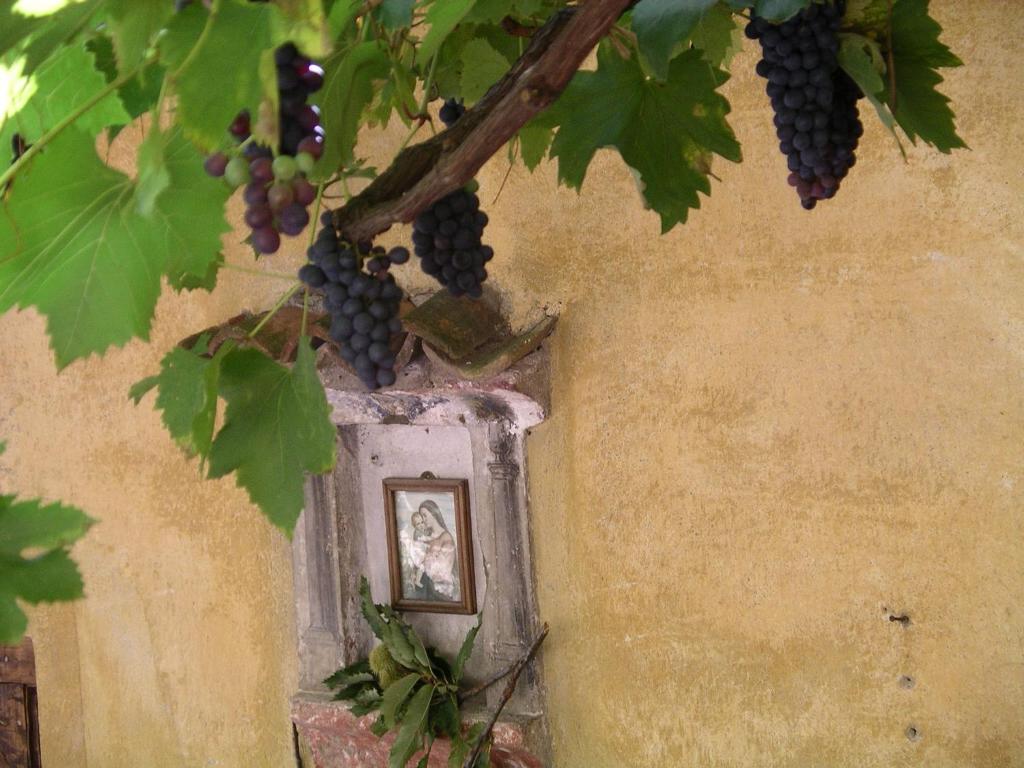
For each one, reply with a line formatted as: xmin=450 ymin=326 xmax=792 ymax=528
xmin=0 ymin=1 xmax=1020 ymax=766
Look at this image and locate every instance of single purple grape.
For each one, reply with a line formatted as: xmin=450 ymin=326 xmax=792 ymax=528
xmin=203 ymin=152 xmax=228 ymax=177
xmin=251 ymin=226 xmax=281 ymax=255
xmin=279 ymin=203 xmax=310 ymax=236
xmin=245 ymin=204 xmax=273 ymax=229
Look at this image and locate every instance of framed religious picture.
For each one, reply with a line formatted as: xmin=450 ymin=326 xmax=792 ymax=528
xmin=382 ymin=477 xmax=477 ymax=615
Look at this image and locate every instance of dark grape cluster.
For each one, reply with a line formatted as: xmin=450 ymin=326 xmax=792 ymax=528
xmin=202 ymin=43 xmax=325 ymax=254
xmin=273 ymin=42 xmax=326 ymax=157
xmin=439 ymin=98 xmax=465 ymax=129
xmin=411 ymin=186 xmax=492 ymax=299
xmin=298 ymin=215 xmax=410 ymax=389
xmin=745 ymin=1 xmax=864 ymax=209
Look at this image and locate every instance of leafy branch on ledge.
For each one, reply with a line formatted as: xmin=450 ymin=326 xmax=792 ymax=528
xmin=325 ymin=578 xmax=548 ymax=768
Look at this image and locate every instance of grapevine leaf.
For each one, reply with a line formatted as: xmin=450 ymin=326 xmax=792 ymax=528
xmin=0 ymin=130 xmax=163 ymax=368
xmin=129 ymin=375 xmax=160 ymax=404
xmin=837 ymin=33 xmax=899 ymax=139
xmin=0 ymin=487 xmax=95 ymax=644
xmin=754 ymin=0 xmax=812 ymax=23
xmin=150 ymin=129 xmax=232 ymax=290
xmin=136 ymin=335 xmax=230 ymax=460
xmin=844 ymin=0 xmax=888 ymax=36
xmin=314 ymin=42 xmax=390 ymax=180
xmin=459 ymin=39 xmax=510 ymax=103
xmin=169 ymin=0 xmax=282 ymax=150
xmin=272 ymin=0 xmax=331 ymax=58
xmin=550 ymin=46 xmax=740 ymax=232
xmin=517 ymin=121 xmax=552 ymax=171
xmin=135 ymin=126 xmax=171 ymax=217
xmin=0 ymin=0 xmax=104 ymax=76
xmin=0 ymin=42 xmax=130 ymax=150
xmin=327 ymin=0 xmax=361 ymax=38
xmin=207 ymin=342 xmax=337 ymax=535
xmin=389 ymin=683 xmax=433 ymax=768
xmin=380 ymin=673 xmax=420 ymax=729
xmin=452 ymin=620 xmax=480 ymax=683
xmin=106 ymin=0 xmax=172 ymax=72
xmin=87 ymin=36 xmax=165 ymax=125
xmin=887 ymin=0 xmax=964 ymax=152
xmin=374 ymin=0 xmax=415 ymax=29
xmin=160 ymin=1 xmax=209 ymax=71
xmin=630 ymin=0 xmax=716 ymax=81
xmin=417 ymin=0 xmax=477 ymax=65
xmin=689 ymin=4 xmax=743 ymax=69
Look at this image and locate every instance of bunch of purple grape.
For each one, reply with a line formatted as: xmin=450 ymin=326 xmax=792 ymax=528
xmin=202 ymin=43 xmax=325 ymax=254
xmin=298 ymin=216 xmax=411 ymax=389
xmin=274 ymin=42 xmax=325 ymax=157
xmin=745 ymin=1 xmax=864 ymax=209
xmin=411 ymin=186 xmax=492 ymax=299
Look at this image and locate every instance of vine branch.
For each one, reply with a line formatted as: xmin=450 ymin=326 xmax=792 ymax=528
xmin=462 ymin=622 xmax=549 ymax=768
xmin=332 ymin=0 xmax=633 ymax=242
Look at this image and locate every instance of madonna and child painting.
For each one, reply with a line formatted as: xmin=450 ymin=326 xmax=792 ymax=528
xmin=383 ymin=477 xmax=476 ymax=614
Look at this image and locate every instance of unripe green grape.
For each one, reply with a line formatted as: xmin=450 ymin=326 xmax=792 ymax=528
xmin=295 ymin=152 xmax=316 ymax=174
xmin=224 ymin=156 xmax=251 ymax=187
xmin=272 ymin=154 xmax=297 ymax=182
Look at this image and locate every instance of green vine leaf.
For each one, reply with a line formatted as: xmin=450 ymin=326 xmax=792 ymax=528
xmin=389 ymin=683 xmax=434 ymax=768
xmin=314 ymin=42 xmax=391 ymax=180
xmin=374 ymin=0 xmax=416 ymax=29
xmin=417 ymin=0 xmax=477 ymax=65
xmin=0 ymin=130 xmax=162 ymax=367
xmin=168 ymin=0 xmax=282 ymax=150
xmin=689 ymin=4 xmax=743 ymax=69
xmin=359 ymin=576 xmax=388 ymax=639
xmin=0 ymin=452 xmax=95 ymax=644
xmin=630 ymin=0 xmax=716 ymax=81
xmin=0 ymin=42 xmax=131 ymax=150
xmin=0 ymin=0 xmax=104 ymax=76
xmin=207 ymin=342 xmax=336 ymax=535
xmin=131 ymin=335 xmax=232 ymax=460
xmin=151 ymin=129 xmax=233 ymax=290
xmin=106 ymin=0 xmax=172 ymax=73
xmin=887 ymin=0 xmax=965 ymax=153
xmin=517 ymin=121 xmax=553 ymax=171
xmin=272 ymin=0 xmax=331 ymax=58
xmin=135 ymin=126 xmax=172 ymax=217
xmin=549 ymin=45 xmax=740 ymax=232
xmin=87 ymin=35 xmax=165 ymax=127
xmin=753 ymin=0 xmax=812 ymax=23
xmin=459 ymin=39 xmax=510 ymax=103
xmin=837 ymin=33 xmax=899 ymax=140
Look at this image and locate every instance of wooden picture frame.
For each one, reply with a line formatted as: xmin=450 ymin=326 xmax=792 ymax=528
xmin=382 ymin=477 xmax=477 ymax=615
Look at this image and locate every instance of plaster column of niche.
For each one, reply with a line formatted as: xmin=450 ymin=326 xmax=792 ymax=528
xmin=485 ymin=419 xmax=542 ymax=713
xmin=295 ymin=471 xmax=344 ymax=691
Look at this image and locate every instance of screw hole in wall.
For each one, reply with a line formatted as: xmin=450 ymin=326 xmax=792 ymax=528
xmin=906 ymin=725 xmax=921 ymax=742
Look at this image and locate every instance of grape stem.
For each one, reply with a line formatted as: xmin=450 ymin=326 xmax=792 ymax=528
xmin=247 ymin=281 xmax=302 ymax=339
xmin=397 ymin=55 xmax=438 ymax=153
xmin=221 ymin=262 xmax=301 ymax=281
xmin=0 ymin=57 xmax=151 ymax=191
